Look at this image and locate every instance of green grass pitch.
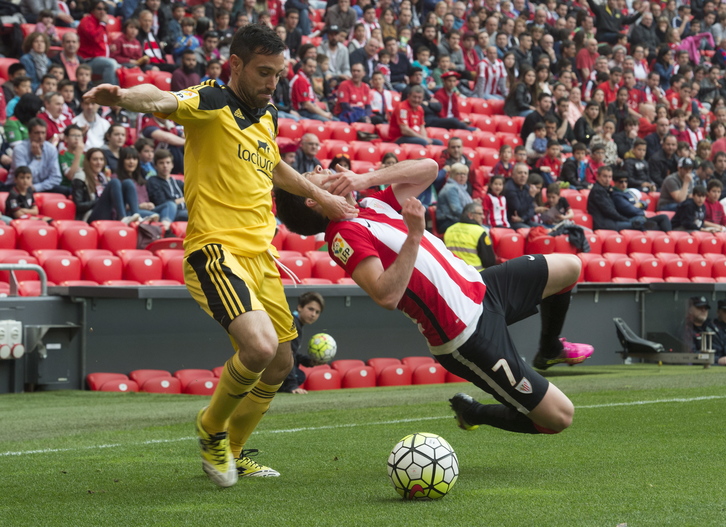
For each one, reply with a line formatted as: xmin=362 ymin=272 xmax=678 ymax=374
xmin=1 ymin=365 xmax=725 ymax=527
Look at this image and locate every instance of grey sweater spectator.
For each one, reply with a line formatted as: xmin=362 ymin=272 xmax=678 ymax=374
xmin=324 ymin=0 xmax=357 ymax=36
xmin=657 ymin=158 xmax=696 ymax=211
xmin=316 ymin=29 xmax=351 ymax=80
xmin=20 ymin=0 xmax=73 ymax=24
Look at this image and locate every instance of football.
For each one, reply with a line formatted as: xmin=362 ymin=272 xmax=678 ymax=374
xmin=307 ymin=333 xmax=337 ymax=363
xmin=387 ymin=432 xmax=459 ymax=500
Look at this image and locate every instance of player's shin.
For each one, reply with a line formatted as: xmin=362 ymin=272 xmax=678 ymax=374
xmin=228 ymin=380 xmax=283 ymax=457
xmin=469 ymin=403 xmax=547 ymax=434
xmin=538 ymin=285 xmax=574 ymax=358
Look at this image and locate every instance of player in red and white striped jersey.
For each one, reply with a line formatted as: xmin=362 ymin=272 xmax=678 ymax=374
xmin=473 ymin=46 xmax=507 ymax=100
xmin=275 ymin=159 xmax=594 ymax=436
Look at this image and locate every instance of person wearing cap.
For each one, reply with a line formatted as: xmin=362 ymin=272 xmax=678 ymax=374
xmin=658 ymin=156 xmax=695 ymax=211
xmin=316 ymin=26 xmax=351 ymax=81
xmin=324 ymin=0 xmax=356 ymax=35
xmin=430 ymin=71 xmax=475 ymax=131
xmin=279 ymin=142 xmax=297 ymax=166
xmin=682 ymin=296 xmax=725 ymax=359
xmin=611 ymin=171 xmax=673 ymax=232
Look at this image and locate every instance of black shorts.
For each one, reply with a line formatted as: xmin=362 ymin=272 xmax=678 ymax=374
xmin=437 ymin=255 xmax=551 ymax=414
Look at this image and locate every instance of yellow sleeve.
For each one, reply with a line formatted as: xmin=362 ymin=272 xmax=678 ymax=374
xmin=155 ymin=82 xmax=226 ymax=125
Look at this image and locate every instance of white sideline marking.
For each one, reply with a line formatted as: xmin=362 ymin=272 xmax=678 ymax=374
xmin=1 ymin=395 xmax=724 ymax=458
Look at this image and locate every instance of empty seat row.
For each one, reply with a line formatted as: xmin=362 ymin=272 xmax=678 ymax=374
xmin=86 ymin=367 xmax=221 ymax=395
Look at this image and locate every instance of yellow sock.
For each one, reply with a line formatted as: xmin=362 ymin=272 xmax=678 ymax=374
xmin=201 ymin=354 xmax=262 ymax=435
xmin=228 ymin=380 xmax=282 ymax=458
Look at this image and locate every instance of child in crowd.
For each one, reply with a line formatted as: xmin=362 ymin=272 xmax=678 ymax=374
xmin=58 ymin=79 xmax=79 ymax=117
xmin=513 ymin=145 xmax=528 ymax=166
xmin=585 ymin=144 xmax=606 ymax=185
xmin=34 ymin=10 xmax=60 ymax=46
xmin=528 ymin=173 xmax=547 ymax=224
xmin=313 ymin=54 xmax=333 ymax=100
xmin=112 ymin=19 xmax=150 ymax=68
xmin=623 ymin=138 xmax=656 ymax=192
xmin=412 ymin=46 xmax=435 ymax=90
xmin=484 ymin=174 xmax=510 ymax=228
xmin=58 ymin=124 xmax=85 ymax=188
xmin=375 ymin=50 xmax=392 ymax=89
xmin=676 ymin=141 xmax=692 ymax=162
xmin=431 ymin=54 xmax=452 ymax=90
xmin=560 ymin=142 xmax=591 ymax=190
xmin=201 ymin=59 xmax=224 ymax=84
xmin=36 ymin=73 xmax=57 ymax=98
xmin=535 ymin=140 xmax=563 ymax=185
xmin=491 ymin=144 xmax=514 ymax=179
xmin=525 ymin=122 xmax=548 ymax=164
xmin=672 ymin=185 xmax=708 ymax=231
xmin=5 ymin=166 xmax=42 ymax=219
xmin=215 ymin=9 xmax=235 ymax=38
xmin=73 ymin=64 xmax=94 ymax=103
xmin=540 ymin=183 xmax=574 ymax=226
xmin=146 ymin=149 xmax=187 ymax=227
xmin=174 ymin=17 xmax=200 ymax=60
xmin=48 ymin=64 xmax=64 ymax=82
xmin=398 ymin=27 xmax=414 ymax=61
xmin=6 ymin=76 xmax=32 ymax=118
xmin=280 ymin=292 xmax=326 ymax=394
xmin=134 ymin=138 xmax=157 ymax=178
xmin=683 ymin=113 xmax=705 ymax=151
xmin=704 ymin=179 xmax=726 ymax=232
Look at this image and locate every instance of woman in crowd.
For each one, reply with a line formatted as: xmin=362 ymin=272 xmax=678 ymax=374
xmin=504 ymin=67 xmax=537 ymax=117
xmin=102 ymin=124 xmax=127 ymax=175
xmin=19 ymin=33 xmax=51 ymax=92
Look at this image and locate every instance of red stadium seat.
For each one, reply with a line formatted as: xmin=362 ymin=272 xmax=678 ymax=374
xmin=82 ymin=255 xmax=122 ymax=283
xmin=525 ymin=235 xmax=555 ymax=255
xmin=553 ymin=235 xmax=577 ymax=255
xmin=367 ymin=357 xmax=402 ymax=376
xmin=497 ymin=132 xmax=523 ymax=149
xmin=378 ymin=142 xmax=404 ymax=160
xmin=42 ymin=254 xmax=81 ymax=284
xmin=572 ymin=212 xmax=593 ymax=229
xmin=277 ymin=255 xmax=312 ymax=281
xmin=17 ymin=223 xmax=57 ymax=252
xmin=174 ymin=369 xmax=214 ymax=390
xmin=144 ymin=279 xmax=182 ymax=285
xmin=163 ymin=253 xmax=185 ymax=283
xmin=301 ymin=278 xmax=332 ymax=285
xmin=336 ymin=277 xmax=357 ymax=285
xmin=628 ymin=234 xmax=652 ymax=255
xmin=610 ymin=256 xmax=637 ymax=280
xmin=102 ymin=280 xmax=141 ymax=286
xmin=118 ymin=67 xmax=149 ymax=88
xmin=312 ymin=256 xmax=345 ymax=281
xmin=18 ymin=280 xmax=56 ymax=296
xmin=401 ymin=356 xmax=435 ymax=368
xmin=675 ymin=236 xmax=698 ymax=254
xmin=710 ymin=256 xmax=726 ymax=278
xmin=147 ymin=70 xmax=172 ymax=90
xmin=33 ymin=248 xmax=70 ymax=263
xmin=184 ymin=377 xmax=219 ymax=395
xmin=305 ymin=368 xmax=341 ymax=390
xmin=470 ymin=114 xmax=497 ymax=133
xmin=39 ymin=199 xmax=75 ymax=220
xmin=352 ymin=142 xmax=380 ymax=163
xmin=282 ymin=232 xmax=317 ymax=253
xmin=488 ymin=227 xmax=513 ymax=245
xmin=495 ymin=117 xmax=519 ymax=134
xmin=278 ymin=119 xmax=304 ymax=140
xmin=0 ymin=255 xmax=39 ymax=282
xmin=97 ymin=224 xmax=136 ymax=253
xmin=700 ymin=236 xmax=723 ymax=254
xmin=651 ymin=232 xmax=676 ymax=254
xmin=86 ymin=372 xmax=128 ymax=391
xmin=211 ymin=366 xmax=224 ymax=377
xmin=477 ymin=148 xmax=499 ymax=167
xmin=325 ymin=139 xmax=352 ymax=157
xmin=637 ymin=257 xmax=664 ymax=279
xmin=663 ymin=258 xmax=688 ymax=281
xmin=689 ymin=258 xmax=712 ymax=279
xmin=451 ymin=131 xmax=478 ymax=149
xmin=445 ymin=370 xmax=469 ymax=383
xmin=427 ymin=127 xmax=451 ymax=144
xmin=427 ymin=144 xmax=447 ymax=159
xmin=122 ymin=254 xmax=163 ymax=282
xmin=377 ymin=364 xmax=412 ymax=386
xmin=341 ymin=366 xmax=376 ymax=388
xmin=144 ymin=237 xmax=184 ymax=252
xmin=563 ymin=190 xmax=587 ymax=211
xmin=129 ymin=369 xmax=171 ymax=385
xmin=0 ymin=224 xmax=15 ymax=249
xmin=583 ymin=257 xmax=612 ymax=282
xmin=59 ymin=280 xmax=99 ymax=286
xmin=352 ymin=121 xmax=376 ymax=133
xmin=271 ymin=226 xmax=287 ymax=251
xmin=586 ymin=233 xmax=602 ymax=254
xmin=331 ymin=359 xmax=366 ymax=375
xmin=412 ymin=363 xmax=447 ymax=385
xmin=58 ymin=224 xmax=98 ymax=253
xmin=302 ymin=120 xmax=332 ymax=141
xmin=375 ymin=124 xmax=391 ymax=141
xmin=495 ymin=232 xmax=525 ymax=261
xmin=99 ymin=379 xmax=139 ymax=392
xmin=602 ymin=233 xmax=628 ymax=254
xmin=400 ymin=143 xmax=428 ymax=159
xmin=140 ymin=376 xmax=182 ymax=394
xmin=170 ymin=221 xmax=187 ymax=238
xmin=76 ymin=249 xmax=113 ymax=265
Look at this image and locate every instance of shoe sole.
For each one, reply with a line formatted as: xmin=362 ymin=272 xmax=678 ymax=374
xmin=202 ymin=458 xmax=238 ymax=487
xmin=239 ymin=468 xmax=280 ymax=477
xmin=449 ymin=399 xmax=479 ymax=431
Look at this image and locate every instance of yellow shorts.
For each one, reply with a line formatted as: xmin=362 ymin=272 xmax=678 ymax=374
xmin=184 ymin=243 xmax=297 ymax=345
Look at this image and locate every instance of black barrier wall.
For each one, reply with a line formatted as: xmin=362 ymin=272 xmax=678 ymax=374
xmin=0 ymin=283 xmax=723 ymax=393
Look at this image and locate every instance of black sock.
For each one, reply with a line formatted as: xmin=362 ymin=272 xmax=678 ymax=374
xmin=539 ymin=290 xmax=571 ymax=358
xmin=466 ymin=402 xmax=541 ymax=434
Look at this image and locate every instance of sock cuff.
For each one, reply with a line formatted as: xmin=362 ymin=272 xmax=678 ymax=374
xmin=248 ymin=380 xmax=283 ymax=404
xmin=227 ymin=354 xmax=262 ymax=386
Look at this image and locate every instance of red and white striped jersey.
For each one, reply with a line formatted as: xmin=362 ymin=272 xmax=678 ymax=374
xmin=484 ymin=193 xmax=510 ymax=228
xmin=325 ymin=187 xmax=486 ymax=354
xmin=475 ymin=58 xmax=506 ymax=97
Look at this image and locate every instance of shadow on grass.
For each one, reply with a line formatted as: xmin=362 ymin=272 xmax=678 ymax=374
xmin=537 ymin=369 xmax=613 ymax=378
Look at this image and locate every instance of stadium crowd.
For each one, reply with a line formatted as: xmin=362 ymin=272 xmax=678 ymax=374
xmin=6 ymin=0 xmax=726 ymax=238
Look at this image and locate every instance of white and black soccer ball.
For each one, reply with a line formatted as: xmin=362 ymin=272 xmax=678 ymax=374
xmin=307 ymin=333 xmax=337 ymax=363
xmin=387 ymin=432 xmax=459 ymax=500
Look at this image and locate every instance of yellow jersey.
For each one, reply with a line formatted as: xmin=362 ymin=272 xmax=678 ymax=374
xmin=159 ymin=81 xmax=281 ymax=257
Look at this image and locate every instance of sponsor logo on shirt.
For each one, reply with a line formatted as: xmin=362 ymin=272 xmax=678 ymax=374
xmin=171 ymin=90 xmax=199 ymax=101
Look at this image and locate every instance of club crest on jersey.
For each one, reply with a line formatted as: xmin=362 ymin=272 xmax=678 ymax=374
xmin=515 ymin=377 xmax=532 ymax=394
xmin=332 ymin=234 xmax=354 ymax=264
xmin=172 ymin=90 xmax=198 ymax=101
xmin=258 ymin=140 xmax=270 ymax=153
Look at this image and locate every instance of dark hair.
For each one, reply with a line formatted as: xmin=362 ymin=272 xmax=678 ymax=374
xmin=328 ymin=154 xmax=351 ymax=170
xmin=26 ymin=117 xmax=47 ymax=132
xmin=381 ymin=152 xmax=398 ymax=164
xmin=693 ymin=185 xmax=707 ymax=197
xmin=487 ymin=175 xmax=505 ymax=194
xmin=14 ymin=165 xmax=32 ymax=177
xmin=546 ymin=139 xmax=560 ymax=149
xmin=546 ymin=182 xmax=561 ymax=195
xmin=700 ymin=160 xmax=715 ymax=171
xmin=274 ymin=187 xmax=331 ymax=235
xmin=573 ymin=142 xmax=587 ymax=153
xmin=8 ymin=63 xmax=25 ymax=77
xmin=707 ymin=179 xmax=723 ymax=190
xmin=22 ymin=32 xmax=49 ymax=54
xmin=591 ymin=144 xmax=605 ymax=153
xmin=104 ymin=123 xmax=127 ymax=143
xmin=154 ymin=148 xmax=173 ymax=164
xmin=63 ymin=123 xmax=82 ymax=136
xmin=633 ymin=138 xmax=647 ymax=148
xmin=298 ymin=291 xmax=325 ymax=310
xmin=12 ymin=75 xmax=31 ymax=88
xmin=230 ymin=23 xmax=285 ymax=65
xmin=597 ymin=165 xmax=612 ymax=175
xmin=117 ymin=146 xmax=145 ymax=184
xmin=134 ymin=137 xmax=154 ymax=152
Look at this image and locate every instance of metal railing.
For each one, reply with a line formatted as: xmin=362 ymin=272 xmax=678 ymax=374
xmin=0 ymin=264 xmax=48 ymax=297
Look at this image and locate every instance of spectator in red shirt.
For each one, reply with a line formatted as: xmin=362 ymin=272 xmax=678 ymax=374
xmin=38 ymin=91 xmax=72 ymax=144
xmin=596 ymin=67 xmax=622 ymax=105
xmin=333 ymin=63 xmax=372 ymax=123
xmin=575 ymin=38 xmax=599 ymax=82
xmin=535 ymin=140 xmax=562 ymax=185
xmin=290 ymin=57 xmax=334 ymax=121
xmin=77 ymin=0 xmax=119 ymax=85
xmin=388 ymin=85 xmax=443 ymax=146
xmin=431 ymin=71 xmax=475 ymax=130
xmin=705 ymin=179 xmax=726 ymax=231
xmin=111 ymin=18 xmax=150 ymax=69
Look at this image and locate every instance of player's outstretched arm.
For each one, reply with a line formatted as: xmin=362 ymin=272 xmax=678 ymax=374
xmin=272 ymin=160 xmax=358 ymax=221
xmin=83 ymin=83 xmax=179 ymax=115
xmin=351 ymin=197 xmax=426 ymax=310
xmin=325 ymin=158 xmax=438 ymax=204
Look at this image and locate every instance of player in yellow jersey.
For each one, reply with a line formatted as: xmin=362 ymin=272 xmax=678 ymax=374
xmin=84 ymin=25 xmax=357 ymax=488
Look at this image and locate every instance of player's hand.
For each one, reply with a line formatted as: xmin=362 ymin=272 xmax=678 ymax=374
xmin=83 ymin=84 xmax=127 ymax=107
xmin=323 ymin=167 xmax=368 ymax=196
xmin=401 ymin=197 xmax=425 ymax=238
xmin=318 ymin=192 xmax=358 ymax=220
xmin=291 ymin=387 xmax=308 ymax=394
